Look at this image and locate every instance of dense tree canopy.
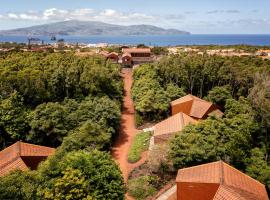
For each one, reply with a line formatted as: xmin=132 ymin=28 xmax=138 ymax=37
xmin=0 ymin=52 xmax=123 ymax=149
xmin=38 ymin=150 xmax=125 ymax=200
xmin=0 ymin=52 xmax=125 ymax=199
xmin=0 ymin=52 xmax=123 ymax=106
xmin=132 ymin=54 xmax=270 ymax=123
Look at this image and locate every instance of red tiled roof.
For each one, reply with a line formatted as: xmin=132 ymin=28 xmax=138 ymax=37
xmin=122 ymin=52 xmax=132 ymax=58
xmin=214 ymin=185 xmax=259 ymax=200
xmin=122 ymin=48 xmax=151 ymax=54
xmin=107 ymin=52 xmax=119 ymax=56
xmin=154 ymin=112 xmax=197 ymax=138
xmin=176 ymin=161 xmax=269 ymax=200
xmin=0 ymin=141 xmax=55 ymax=176
xmin=171 ymin=94 xmax=223 ymax=119
xmin=0 ymin=157 xmax=28 ymax=177
xmin=100 ymin=50 xmax=109 ymax=56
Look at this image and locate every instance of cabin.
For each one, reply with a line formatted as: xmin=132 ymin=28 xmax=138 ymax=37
xmin=153 ymin=113 xmax=197 ymax=144
xmin=100 ymin=51 xmax=119 ymax=63
xmin=0 ymin=141 xmax=55 ymax=176
xmin=121 ymin=48 xmax=152 ymax=66
xmin=107 ymin=52 xmax=119 ymax=63
xmin=122 ymin=52 xmax=132 ymax=66
xmin=174 ymin=161 xmax=269 ymax=200
xmin=170 ymin=95 xmax=223 ymax=120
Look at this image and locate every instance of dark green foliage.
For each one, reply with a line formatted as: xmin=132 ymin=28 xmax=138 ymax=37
xmin=156 ymin=54 xmax=270 ymax=98
xmin=0 ymin=52 xmax=123 ymax=106
xmin=165 ymin=83 xmax=186 ymax=101
xmin=28 ymin=102 xmax=70 ymax=147
xmin=0 ymin=92 xmax=30 ymax=148
xmin=39 ymin=167 xmax=94 ymax=200
xmin=128 ymin=131 xmax=151 ymax=163
xmin=0 ymin=52 xmax=123 ymax=149
xmin=38 ymin=150 xmax=125 ymax=200
xmin=71 ymin=96 xmax=121 ymax=136
xmin=132 ymin=64 xmax=169 ymax=122
xmin=245 ymin=148 xmax=270 ymax=189
xmin=128 ymin=175 xmax=158 ymax=200
xmin=0 ymin=52 xmax=125 ymax=199
xmin=60 ymin=120 xmax=112 ymax=153
xmin=0 ymin=170 xmax=39 ymax=200
xmin=206 ymin=85 xmax=232 ymax=108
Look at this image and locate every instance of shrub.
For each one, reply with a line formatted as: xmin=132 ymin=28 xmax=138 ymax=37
xmin=38 ymin=150 xmax=125 ymax=200
xmin=128 ymin=132 xmax=151 ymax=163
xmin=128 ymin=176 xmax=158 ymax=200
xmin=135 ymin=112 xmax=143 ymax=127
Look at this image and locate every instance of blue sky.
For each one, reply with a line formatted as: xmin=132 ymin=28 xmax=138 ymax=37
xmin=0 ymin=0 xmax=270 ymax=34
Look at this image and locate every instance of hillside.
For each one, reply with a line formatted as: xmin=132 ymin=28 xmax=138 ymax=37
xmin=0 ymin=20 xmax=190 ymax=36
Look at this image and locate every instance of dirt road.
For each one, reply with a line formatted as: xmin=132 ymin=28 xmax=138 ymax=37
xmin=112 ymin=68 xmax=144 ymax=200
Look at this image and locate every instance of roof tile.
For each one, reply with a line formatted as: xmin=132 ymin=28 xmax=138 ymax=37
xmin=176 ymin=161 xmax=269 ymax=200
xmin=0 ymin=142 xmax=55 ymax=176
xmin=154 ymin=113 xmax=197 ymax=138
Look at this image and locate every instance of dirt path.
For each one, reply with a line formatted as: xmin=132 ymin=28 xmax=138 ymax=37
xmin=111 ymin=68 xmax=141 ymax=199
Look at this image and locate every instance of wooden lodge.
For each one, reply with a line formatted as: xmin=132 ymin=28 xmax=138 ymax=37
xmin=121 ymin=48 xmax=153 ymax=66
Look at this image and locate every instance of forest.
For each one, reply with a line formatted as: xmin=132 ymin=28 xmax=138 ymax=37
xmin=131 ymin=53 xmax=270 ymax=189
xmin=0 ymin=52 xmax=125 ymax=200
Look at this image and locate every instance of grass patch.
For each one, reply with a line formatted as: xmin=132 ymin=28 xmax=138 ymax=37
xmin=128 ymin=175 xmax=158 ymax=200
xmin=128 ymin=131 xmax=151 ymax=163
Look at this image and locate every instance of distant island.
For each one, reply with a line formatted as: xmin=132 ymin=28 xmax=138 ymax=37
xmin=0 ymin=20 xmax=190 ymax=36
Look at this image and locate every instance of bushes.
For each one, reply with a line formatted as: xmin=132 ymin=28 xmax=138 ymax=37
xmin=135 ymin=112 xmax=143 ymax=127
xmin=38 ymin=150 xmax=125 ymax=200
xmin=128 ymin=132 xmax=151 ymax=163
xmin=0 ymin=170 xmax=40 ymax=200
xmin=128 ymin=176 xmax=158 ymax=200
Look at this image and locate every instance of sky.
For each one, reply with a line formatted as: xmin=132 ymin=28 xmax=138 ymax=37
xmin=0 ymin=0 xmax=270 ymax=34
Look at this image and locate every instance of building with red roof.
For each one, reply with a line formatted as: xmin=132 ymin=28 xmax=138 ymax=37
xmin=121 ymin=48 xmax=153 ymax=65
xmin=175 ymin=161 xmax=269 ymax=200
xmin=99 ymin=51 xmax=119 ymax=63
xmin=153 ymin=112 xmax=197 ymax=144
xmin=0 ymin=141 xmax=55 ymax=176
xmin=171 ymin=95 xmax=223 ymax=120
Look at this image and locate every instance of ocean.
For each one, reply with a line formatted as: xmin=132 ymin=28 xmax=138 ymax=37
xmin=0 ymin=34 xmax=270 ymax=46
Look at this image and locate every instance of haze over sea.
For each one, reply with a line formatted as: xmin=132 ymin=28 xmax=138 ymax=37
xmin=1 ymin=34 xmax=270 ymax=46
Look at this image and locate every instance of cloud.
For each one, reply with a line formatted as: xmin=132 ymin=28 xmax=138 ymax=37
xmin=206 ymin=10 xmax=240 ymax=14
xmin=226 ymin=10 xmax=240 ymax=13
xmin=207 ymin=10 xmax=220 ymax=14
xmin=7 ymin=13 xmax=19 ymax=19
xmin=0 ymin=8 xmax=159 ymax=25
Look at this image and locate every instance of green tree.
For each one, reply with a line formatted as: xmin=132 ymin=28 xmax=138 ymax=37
xmin=206 ymin=85 xmax=232 ymax=108
xmin=0 ymin=92 xmax=30 ymax=148
xmin=28 ymin=102 xmax=70 ymax=146
xmin=60 ymin=120 xmax=111 ymax=153
xmin=39 ymin=150 xmax=125 ymax=200
xmin=0 ymin=170 xmax=39 ymax=200
xmin=165 ymin=83 xmax=186 ymax=101
xmin=245 ymin=148 xmax=270 ymax=189
xmin=39 ymin=167 xmax=94 ymax=200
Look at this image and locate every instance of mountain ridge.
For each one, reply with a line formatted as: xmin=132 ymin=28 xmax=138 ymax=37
xmin=0 ymin=20 xmax=190 ymax=36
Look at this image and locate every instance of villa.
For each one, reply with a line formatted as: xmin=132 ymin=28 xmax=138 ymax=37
xmin=121 ymin=47 xmax=153 ymax=66
xmin=153 ymin=112 xmax=197 ymax=144
xmin=171 ymin=94 xmax=223 ymax=120
xmin=161 ymin=161 xmax=269 ymax=200
xmin=0 ymin=141 xmax=55 ymax=176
